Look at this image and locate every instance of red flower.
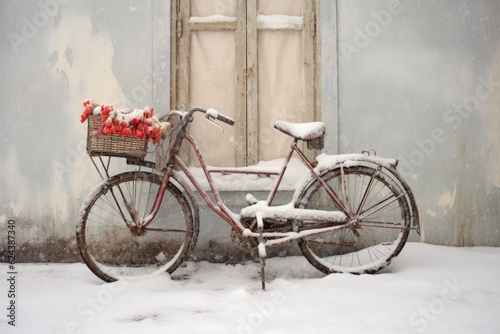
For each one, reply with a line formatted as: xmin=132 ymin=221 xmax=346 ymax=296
xmin=143 ymin=108 xmax=153 ymax=118
xmin=121 ymin=127 xmax=132 ymax=137
xmin=134 ymin=129 xmax=144 ymax=139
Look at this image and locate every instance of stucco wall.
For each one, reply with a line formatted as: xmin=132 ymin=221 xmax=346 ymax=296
xmin=332 ymin=0 xmax=500 ymax=246
xmin=0 ymin=0 xmax=170 ymax=261
xmin=0 ymin=0 xmax=498 ymax=263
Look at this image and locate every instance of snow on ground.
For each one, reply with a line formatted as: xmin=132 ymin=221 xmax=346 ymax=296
xmin=1 ymin=242 xmax=499 ymax=334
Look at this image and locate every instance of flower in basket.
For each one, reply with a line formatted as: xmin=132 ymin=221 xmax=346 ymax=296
xmin=80 ymin=100 xmax=169 ymax=144
xmin=80 ymin=99 xmax=100 ymax=123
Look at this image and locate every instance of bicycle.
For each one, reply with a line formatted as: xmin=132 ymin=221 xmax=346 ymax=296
xmin=77 ymin=107 xmax=420 ymax=289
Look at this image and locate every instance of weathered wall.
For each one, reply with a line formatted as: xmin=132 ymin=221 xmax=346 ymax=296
xmin=332 ymin=0 xmax=500 ymax=246
xmin=0 ymin=0 xmax=498 ymax=263
xmin=0 ymin=0 xmax=170 ymax=261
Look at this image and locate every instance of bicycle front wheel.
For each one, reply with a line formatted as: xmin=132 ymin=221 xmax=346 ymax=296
xmin=296 ymin=165 xmax=411 ymax=274
xmin=77 ymin=171 xmax=196 ymax=282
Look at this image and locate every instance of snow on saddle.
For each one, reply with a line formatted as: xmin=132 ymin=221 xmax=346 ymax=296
xmin=274 ymin=120 xmax=325 ymax=141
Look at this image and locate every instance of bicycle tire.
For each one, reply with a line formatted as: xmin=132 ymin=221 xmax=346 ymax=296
xmin=77 ymin=171 xmax=197 ymax=282
xmin=296 ymin=165 xmax=411 ymax=274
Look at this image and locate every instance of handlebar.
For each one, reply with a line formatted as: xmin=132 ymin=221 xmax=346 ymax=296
xmin=180 ymin=107 xmax=235 ymax=129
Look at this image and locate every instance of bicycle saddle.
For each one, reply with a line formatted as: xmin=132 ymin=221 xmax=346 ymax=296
xmin=274 ymin=120 xmax=325 ymax=141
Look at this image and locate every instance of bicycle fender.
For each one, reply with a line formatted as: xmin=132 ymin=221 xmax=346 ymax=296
xmin=314 ymin=153 xmax=398 ymax=173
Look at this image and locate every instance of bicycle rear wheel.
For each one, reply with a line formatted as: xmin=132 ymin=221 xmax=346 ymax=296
xmin=296 ymin=165 xmax=411 ymax=274
xmin=77 ymin=171 xmax=196 ymax=282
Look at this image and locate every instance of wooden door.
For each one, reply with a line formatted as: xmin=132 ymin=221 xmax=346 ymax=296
xmin=172 ymin=0 xmax=319 ymax=167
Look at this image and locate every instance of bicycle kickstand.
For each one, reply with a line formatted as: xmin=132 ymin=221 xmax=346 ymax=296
xmin=256 ymin=212 xmax=267 ymax=291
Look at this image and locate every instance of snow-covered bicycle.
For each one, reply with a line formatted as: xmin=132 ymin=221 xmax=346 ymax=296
xmin=77 ymin=107 xmax=419 ymax=289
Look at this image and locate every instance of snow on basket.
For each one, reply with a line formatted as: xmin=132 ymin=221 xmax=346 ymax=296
xmin=80 ymin=99 xmax=169 ymax=160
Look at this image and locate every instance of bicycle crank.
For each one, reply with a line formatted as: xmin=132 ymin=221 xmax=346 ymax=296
xmin=231 ymin=229 xmax=258 ymax=251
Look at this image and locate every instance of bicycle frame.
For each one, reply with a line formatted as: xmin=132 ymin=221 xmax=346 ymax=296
xmin=141 ymin=113 xmax=350 ymax=236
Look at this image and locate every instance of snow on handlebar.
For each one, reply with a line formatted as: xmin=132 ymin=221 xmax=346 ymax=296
xmin=206 ymin=108 xmax=235 ymax=126
xmin=206 ymin=108 xmax=219 ymax=119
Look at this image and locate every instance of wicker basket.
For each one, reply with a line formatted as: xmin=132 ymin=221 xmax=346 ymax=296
xmin=86 ymin=114 xmax=148 ymax=159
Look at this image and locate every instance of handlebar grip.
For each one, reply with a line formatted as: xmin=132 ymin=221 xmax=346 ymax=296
xmin=217 ymin=113 xmax=235 ymax=126
xmin=206 ymin=108 xmax=235 ymax=126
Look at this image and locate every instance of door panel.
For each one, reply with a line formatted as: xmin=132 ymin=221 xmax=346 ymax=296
xmin=189 ymin=31 xmax=236 ymax=166
xmin=257 ymin=30 xmax=303 ymax=161
xmin=190 ymin=0 xmax=236 ymax=17
xmin=258 ymin=0 xmax=302 ymax=15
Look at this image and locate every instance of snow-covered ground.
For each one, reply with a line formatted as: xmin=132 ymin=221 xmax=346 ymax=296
xmin=1 ymin=242 xmax=499 ymax=334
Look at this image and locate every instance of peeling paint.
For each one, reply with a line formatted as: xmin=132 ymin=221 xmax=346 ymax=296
xmin=46 ymin=11 xmax=127 ymax=106
xmin=2 ymin=148 xmax=29 ymax=217
xmin=437 ymin=185 xmax=457 ymax=211
xmin=64 ymin=46 xmax=73 ymax=66
xmin=426 ymin=209 xmax=437 ymax=218
xmin=41 ymin=10 xmax=129 ymax=226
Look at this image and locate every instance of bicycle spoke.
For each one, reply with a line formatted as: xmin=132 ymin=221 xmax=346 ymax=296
xmin=359 ymin=191 xmax=407 ymax=220
xmin=355 ymin=169 xmax=379 ymax=216
xmin=98 ymin=193 xmax=126 ymax=220
xmin=358 ymin=220 xmax=405 ymax=229
xmin=144 ymin=227 xmax=187 ymax=233
xmin=340 ymin=166 xmax=350 ymax=212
